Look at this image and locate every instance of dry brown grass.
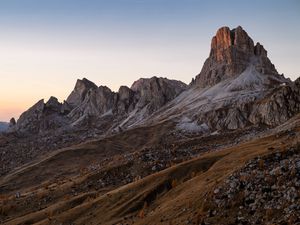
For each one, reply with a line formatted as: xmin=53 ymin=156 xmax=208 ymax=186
xmin=258 ymin=159 xmax=265 ymax=170
xmin=1 ymin=116 xmax=300 ymax=225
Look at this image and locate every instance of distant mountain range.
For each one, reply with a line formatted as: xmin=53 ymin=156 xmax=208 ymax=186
xmin=7 ymin=26 xmax=299 ymax=138
xmin=0 ymin=26 xmax=299 ymax=225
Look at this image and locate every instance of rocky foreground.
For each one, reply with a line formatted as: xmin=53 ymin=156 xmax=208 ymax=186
xmin=207 ymin=142 xmax=300 ymax=225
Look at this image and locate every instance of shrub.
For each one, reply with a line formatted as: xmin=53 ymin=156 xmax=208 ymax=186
xmin=138 ymin=202 xmax=147 ymax=218
xmin=171 ymin=179 xmax=178 ymax=188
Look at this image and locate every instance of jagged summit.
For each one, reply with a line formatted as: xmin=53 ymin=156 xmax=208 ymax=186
xmin=65 ymin=78 xmax=98 ymax=109
xmin=6 ymin=27 xmax=297 ymax=137
xmin=194 ymin=26 xmax=278 ymax=87
xmin=10 ymin=76 xmax=187 ymax=134
xmin=66 ymin=76 xmax=187 ymax=126
xmin=131 ymin=76 xmax=187 ymax=92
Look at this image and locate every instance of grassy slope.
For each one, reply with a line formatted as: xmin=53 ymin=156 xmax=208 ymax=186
xmin=0 ymin=121 xmax=174 ymax=194
xmin=1 ymin=115 xmax=300 ymax=225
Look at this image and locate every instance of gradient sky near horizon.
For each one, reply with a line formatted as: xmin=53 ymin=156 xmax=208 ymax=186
xmin=0 ymin=0 xmax=299 ymax=121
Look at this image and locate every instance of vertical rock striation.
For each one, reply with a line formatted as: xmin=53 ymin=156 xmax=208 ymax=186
xmin=195 ymin=26 xmax=278 ymax=87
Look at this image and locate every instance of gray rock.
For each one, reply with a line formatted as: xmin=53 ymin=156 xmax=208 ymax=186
xmin=65 ymin=78 xmax=97 ymax=109
xmin=46 ymin=96 xmax=62 ymax=112
xmin=15 ymin=99 xmax=45 ymax=133
xmin=9 ymin=118 xmax=16 ymax=127
xmin=194 ymin=26 xmax=278 ymax=87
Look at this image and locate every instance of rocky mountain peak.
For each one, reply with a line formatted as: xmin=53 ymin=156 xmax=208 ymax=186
xmin=9 ymin=117 xmax=16 ymax=127
xmin=66 ymin=78 xmax=97 ymax=108
xmin=45 ymin=96 xmax=62 ymax=112
xmin=131 ymin=76 xmax=187 ymax=93
xmin=118 ymin=86 xmax=133 ymax=100
xmin=254 ymin=42 xmax=267 ymax=57
xmin=130 ymin=77 xmax=187 ymax=109
xmin=210 ymin=26 xmax=254 ymax=61
xmin=210 ymin=26 xmax=254 ymax=63
xmin=14 ymin=99 xmax=45 ymax=133
xmin=195 ymin=26 xmax=278 ymax=87
xmin=68 ymin=76 xmax=187 ymax=125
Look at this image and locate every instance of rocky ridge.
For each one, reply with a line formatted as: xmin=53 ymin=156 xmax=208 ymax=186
xmin=9 ymin=26 xmax=298 ymax=136
xmin=0 ymin=25 xmax=299 ymax=225
xmin=2 ymin=25 xmax=300 ymax=176
xmin=10 ymin=76 xmax=187 ymax=135
xmin=145 ymin=26 xmax=298 ymax=132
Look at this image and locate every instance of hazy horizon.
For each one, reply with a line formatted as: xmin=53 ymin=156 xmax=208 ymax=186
xmin=0 ymin=0 xmax=300 ymax=121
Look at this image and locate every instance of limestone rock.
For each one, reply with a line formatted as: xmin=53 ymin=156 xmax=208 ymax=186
xmin=68 ymin=76 xmax=187 ymax=126
xmin=15 ymin=98 xmax=69 ymax=134
xmin=46 ymin=96 xmax=62 ymax=112
xmin=68 ymin=85 xmax=117 ymax=121
xmin=195 ymin=26 xmax=278 ymax=87
xmin=249 ymin=77 xmax=300 ymax=125
xmin=117 ymin=86 xmax=136 ymax=113
xmin=16 ymin=99 xmax=45 ymax=133
xmin=8 ymin=26 xmax=298 ymax=136
xmin=65 ymin=78 xmax=97 ymax=109
xmin=131 ymin=77 xmax=187 ymax=113
xmin=9 ymin=118 xmax=16 ymax=127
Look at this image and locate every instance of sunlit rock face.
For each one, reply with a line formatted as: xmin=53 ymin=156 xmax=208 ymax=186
xmin=8 ymin=26 xmax=299 ymax=136
xmin=194 ymin=26 xmax=278 ymax=87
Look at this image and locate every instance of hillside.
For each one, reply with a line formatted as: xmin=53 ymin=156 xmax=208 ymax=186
xmin=0 ymin=26 xmax=299 ymax=225
xmin=0 ymin=114 xmax=299 ymax=225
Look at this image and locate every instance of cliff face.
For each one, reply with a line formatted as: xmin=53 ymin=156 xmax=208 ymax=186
xmin=11 ymin=77 xmax=187 ymax=134
xmin=2 ymin=25 xmax=299 ymax=180
xmin=194 ymin=26 xmax=278 ymax=87
xmin=147 ymin=26 xmax=297 ymax=132
xmin=65 ymin=78 xmax=98 ymax=109
xmin=8 ymin=26 xmax=299 ymax=136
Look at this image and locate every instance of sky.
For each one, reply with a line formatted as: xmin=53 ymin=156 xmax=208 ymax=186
xmin=0 ymin=0 xmax=299 ymax=121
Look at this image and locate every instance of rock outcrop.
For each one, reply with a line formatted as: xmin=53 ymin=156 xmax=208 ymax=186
xmin=8 ymin=26 xmax=299 ymax=136
xmin=210 ymin=145 xmax=300 ymax=224
xmin=46 ymin=96 xmax=62 ymax=112
xmin=192 ymin=77 xmax=299 ymax=130
xmin=195 ymin=26 xmax=278 ymax=87
xmin=131 ymin=77 xmax=187 ymax=113
xmin=15 ymin=99 xmax=46 ymax=133
xmin=9 ymin=118 xmax=16 ymax=127
xmin=249 ymin=77 xmax=300 ymax=125
xmin=144 ymin=26 xmax=298 ymax=132
xmin=68 ymin=76 xmax=187 ymax=127
xmin=117 ymin=86 xmax=136 ymax=113
xmin=186 ymin=26 xmax=298 ymax=130
xmin=14 ymin=98 xmax=69 ymax=134
xmin=65 ymin=78 xmax=97 ymax=109
xmin=13 ymin=77 xmax=187 ymax=134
